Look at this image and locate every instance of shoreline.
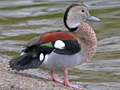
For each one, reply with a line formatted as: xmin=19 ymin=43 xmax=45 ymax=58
xmin=0 ymin=56 xmax=77 ymax=90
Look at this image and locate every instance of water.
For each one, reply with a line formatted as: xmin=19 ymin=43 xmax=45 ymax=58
xmin=0 ymin=0 xmax=120 ymax=90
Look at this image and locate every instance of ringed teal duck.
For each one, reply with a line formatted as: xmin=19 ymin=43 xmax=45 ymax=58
xmin=9 ymin=4 xmax=100 ymax=90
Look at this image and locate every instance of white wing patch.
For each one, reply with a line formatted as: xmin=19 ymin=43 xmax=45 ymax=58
xmin=39 ymin=53 xmax=44 ymax=62
xmin=54 ymin=40 xmax=65 ymax=49
xmin=21 ymin=52 xmax=26 ymax=56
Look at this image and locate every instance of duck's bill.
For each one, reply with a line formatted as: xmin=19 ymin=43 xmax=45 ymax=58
xmin=87 ymin=14 xmax=100 ymax=22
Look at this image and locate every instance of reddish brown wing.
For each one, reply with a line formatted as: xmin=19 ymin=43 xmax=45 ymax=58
xmin=40 ymin=32 xmax=78 ymax=43
xmin=24 ymin=30 xmax=78 ymax=47
xmin=24 ymin=31 xmax=59 ymax=47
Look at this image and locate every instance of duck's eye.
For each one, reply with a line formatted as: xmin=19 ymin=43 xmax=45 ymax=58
xmin=81 ymin=10 xmax=84 ymax=12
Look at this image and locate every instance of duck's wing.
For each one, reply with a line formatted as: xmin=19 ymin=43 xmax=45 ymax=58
xmin=24 ymin=30 xmax=81 ymax=54
xmin=24 ymin=30 xmax=60 ymax=47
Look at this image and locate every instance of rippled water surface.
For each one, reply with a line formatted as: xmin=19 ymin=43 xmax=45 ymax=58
xmin=0 ymin=0 xmax=120 ymax=90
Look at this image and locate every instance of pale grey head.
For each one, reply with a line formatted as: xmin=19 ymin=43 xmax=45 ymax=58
xmin=64 ymin=4 xmax=100 ymax=32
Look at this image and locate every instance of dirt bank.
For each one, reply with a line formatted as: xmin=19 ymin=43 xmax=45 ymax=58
xmin=0 ymin=56 xmax=84 ymax=90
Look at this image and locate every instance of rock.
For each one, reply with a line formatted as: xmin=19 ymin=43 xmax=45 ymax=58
xmin=0 ymin=56 xmax=74 ymax=90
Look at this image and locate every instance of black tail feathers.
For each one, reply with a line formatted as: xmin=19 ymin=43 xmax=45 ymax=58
xmin=9 ymin=54 xmax=42 ymax=71
xmin=9 ymin=45 xmax=54 ymax=71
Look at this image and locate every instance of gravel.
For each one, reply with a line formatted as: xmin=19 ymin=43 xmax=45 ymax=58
xmin=0 ymin=56 xmax=79 ymax=90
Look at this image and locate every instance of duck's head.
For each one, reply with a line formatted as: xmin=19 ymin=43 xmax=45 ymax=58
xmin=64 ymin=4 xmax=100 ymax=32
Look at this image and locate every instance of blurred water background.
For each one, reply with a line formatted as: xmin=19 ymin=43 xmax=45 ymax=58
xmin=0 ymin=0 xmax=120 ymax=90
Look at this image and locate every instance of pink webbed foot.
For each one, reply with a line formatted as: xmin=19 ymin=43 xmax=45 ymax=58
xmin=62 ymin=70 xmax=82 ymax=90
xmin=50 ymin=70 xmax=82 ymax=90
xmin=62 ymin=81 xmax=81 ymax=90
xmin=50 ymin=71 xmax=62 ymax=83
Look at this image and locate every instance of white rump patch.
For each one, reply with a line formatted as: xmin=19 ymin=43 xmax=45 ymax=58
xmin=39 ymin=53 xmax=44 ymax=61
xmin=54 ymin=40 xmax=65 ymax=49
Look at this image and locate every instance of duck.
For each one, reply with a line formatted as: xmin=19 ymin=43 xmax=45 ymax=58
xmin=9 ymin=4 xmax=100 ymax=90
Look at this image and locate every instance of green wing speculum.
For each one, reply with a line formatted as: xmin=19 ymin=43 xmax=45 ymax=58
xmin=40 ymin=42 xmax=53 ymax=47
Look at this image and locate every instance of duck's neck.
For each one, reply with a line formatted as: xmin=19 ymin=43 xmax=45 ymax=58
xmin=72 ymin=22 xmax=97 ymax=60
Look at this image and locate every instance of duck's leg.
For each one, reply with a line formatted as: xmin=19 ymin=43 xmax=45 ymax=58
xmin=62 ymin=70 xmax=82 ymax=90
xmin=50 ymin=71 xmax=62 ymax=83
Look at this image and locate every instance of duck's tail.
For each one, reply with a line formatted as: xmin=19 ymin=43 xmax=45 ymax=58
xmin=9 ymin=54 xmax=41 ymax=71
xmin=9 ymin=45 xmax=54 ymax=71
